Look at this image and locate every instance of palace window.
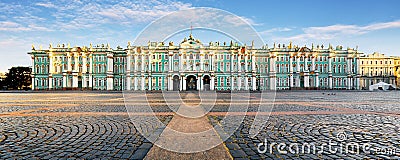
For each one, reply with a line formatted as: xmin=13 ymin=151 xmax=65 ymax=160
xmin=333 ymin=65 xmax=336 ymax=73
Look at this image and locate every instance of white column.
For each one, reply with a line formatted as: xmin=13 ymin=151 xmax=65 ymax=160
xmin=48 ymin=77 xmax=53 ymax=90
xmin=296 ymin=56 xmax=300 ymax=72
xmin=106 ymin=53 xmax=114 ymax=90
xmin=74 ymin=54 xmax=78 ymax=72
xmin=304 ymin=72 xmax=309 ymax=88
xmin=169 ymin=76 xmax=173 ymax=90
xmin=180 ymin=76 xmax=183 ymax=91
xmin=67 ymin=54 xmax=72 ymax=71
xmin=31 ymin=56 xmax=35 ymax=90
xmin=179 ymin=52 xmax=183 ymax=71
xmin=231 ymin=52 xmax=234 ymax=72
xmin=49 ymin=54 xmax=54 ymax=73
xmin=73 ymin=53 xmax=79 ymax=89
xmin=231 ymin=76 xmax=234 ymax=90
xmin=73 ymin=74 xmax=78 ymax=88
xmin=193 ymin=52 xmax=197 ymax=71
xmin=148 ymin=52 xmax=152 ymax=72
xmin=252 ymin=76 xmax=256 ymax=90
xmin=134 ymin=54 xmax=138 ymax=72
xmin=289 ymin=56 xmax=294 ymax=88
xmin=200 ymin=76 xmax=204 ymax=90
xmin=182 ymin=76 xmax=186 ymax=91
xmin=347 ymin=58 xmax=351 ymax=74
xmin=328 ymin=56 xmax=333 ymax=89
xmin=63 ymin=74 xmax=67 ymax=88
xmin=311 ymin=56 xmax=315 ymax=71
xmin=82 ymin=54 xmax=87 ymax=89
xmin=210 ymin=76 xmax=215 ymax=90
xmin=238 ymin=53 xmax=241 ymax=72
xmin=32 ymin=76 xmax=35 ymax=90
xmin=245 ymin=76 xmax=249 ymax=90
xmin=141 ymin=76 xmax=145 ymax=90
xmin=149 ymin=77 xmax=152 ymax=90
xmin=89 ymin=55 xmax=93 ymax=88
xmin=237 ymin=76 xmax=241 ymax=90
xmin=82 ymin=55 xmax=87 ymax=73
xmin=315 ymin=73 xmax=319 ymax=88
xmin=126 ymin=52 xmax=131 ymax=90
xmin=244 ymin=52 xmax=248 ymax=72
xmin=251 ymin=51 xmax=256 ymax=72
xmin=134 ymin=76 xmax=138 ymax=90
xmin=197 ymin=76 xmax=200 ymax=90
xmin=270 ymin=55 xmax=277 ymax=90
xmin=169 ymin=52 xmax=173 ymax=71
xmin=304 ymin=55 xmax=308 ymax=71
xmin=141 ymin=54 xmax=144 ymax=72
xmin=210 ymin=53 xmax=214 ymax=71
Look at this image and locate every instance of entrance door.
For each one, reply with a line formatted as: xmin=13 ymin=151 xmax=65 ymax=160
xmin=203 ymin=75 xmax=210 ymax=90
xmin=300 ymin=75 xmax=304 ymax=88
xmin=186 ymin=75 xmax=197 ymax=90
xmin=78 ymin=76 xmax=82 ymax=89
xmin=173 ymin=75 xmax=180 ymax=91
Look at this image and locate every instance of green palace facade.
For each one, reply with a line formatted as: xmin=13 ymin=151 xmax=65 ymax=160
xmin=28 ymin=34 xmax=363 ymax=91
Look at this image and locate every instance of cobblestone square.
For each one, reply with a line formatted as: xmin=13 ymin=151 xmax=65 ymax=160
xmin=0 ymin=91 xmax=399 ymax=159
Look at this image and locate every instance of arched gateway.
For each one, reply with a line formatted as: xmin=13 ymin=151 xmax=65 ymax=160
xmin=186 ymin=75 xmax=197 ymax=90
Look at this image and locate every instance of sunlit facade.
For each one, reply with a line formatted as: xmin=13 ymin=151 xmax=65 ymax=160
xmin=28 ymin=34 xmax=363 ymax=90
xmin=359 ymin=52 xmax=398 ymax=89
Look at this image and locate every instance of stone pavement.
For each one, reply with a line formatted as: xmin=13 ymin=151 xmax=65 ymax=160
xmin=0 ymin=91 xmax=399 ymax=159
xmin=145 ymin=92 xmax=232 ymax=159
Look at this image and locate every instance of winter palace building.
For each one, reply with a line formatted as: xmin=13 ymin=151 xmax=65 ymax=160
xmin=28 ymin=34 xmax=365 ymax=91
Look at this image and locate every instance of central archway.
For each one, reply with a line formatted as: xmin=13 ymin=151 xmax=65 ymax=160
xmin=186 ymin=75 xmax=197 ymax=90
xmin=173 ymin=75 xmax=180 ymax=91
xmin=203 ymin=75 xmax=210 ymax=90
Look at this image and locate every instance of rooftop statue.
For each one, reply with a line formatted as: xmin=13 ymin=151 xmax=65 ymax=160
xmin=32 ymin=44 xmax=35 ymax=50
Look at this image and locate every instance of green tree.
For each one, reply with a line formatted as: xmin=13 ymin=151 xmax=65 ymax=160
xmin=5 ymin=67 xmax=32 ymax=90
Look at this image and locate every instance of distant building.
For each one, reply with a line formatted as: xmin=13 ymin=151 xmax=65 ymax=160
xmin=394 ymin=57 xmax=400 ymax=87
xmin=0 ymin=72 xmax=6 ymax=90
xmin=359 ymin=52 xmax=397 ymax=90
xmin=28 ymin=34 xmax=363 ymax=90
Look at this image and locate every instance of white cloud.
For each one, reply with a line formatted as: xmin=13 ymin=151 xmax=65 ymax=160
xmin=279 ymin=20 xmax=400 ymax=41
xmin=0 ymin=21 xmax=30 ymax=31
xmin=35 ymin=2 xmax=56 ymax=8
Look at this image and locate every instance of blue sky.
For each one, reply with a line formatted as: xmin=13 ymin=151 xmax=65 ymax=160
xmin=0 ymin=0 xmax=400 ymax=72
